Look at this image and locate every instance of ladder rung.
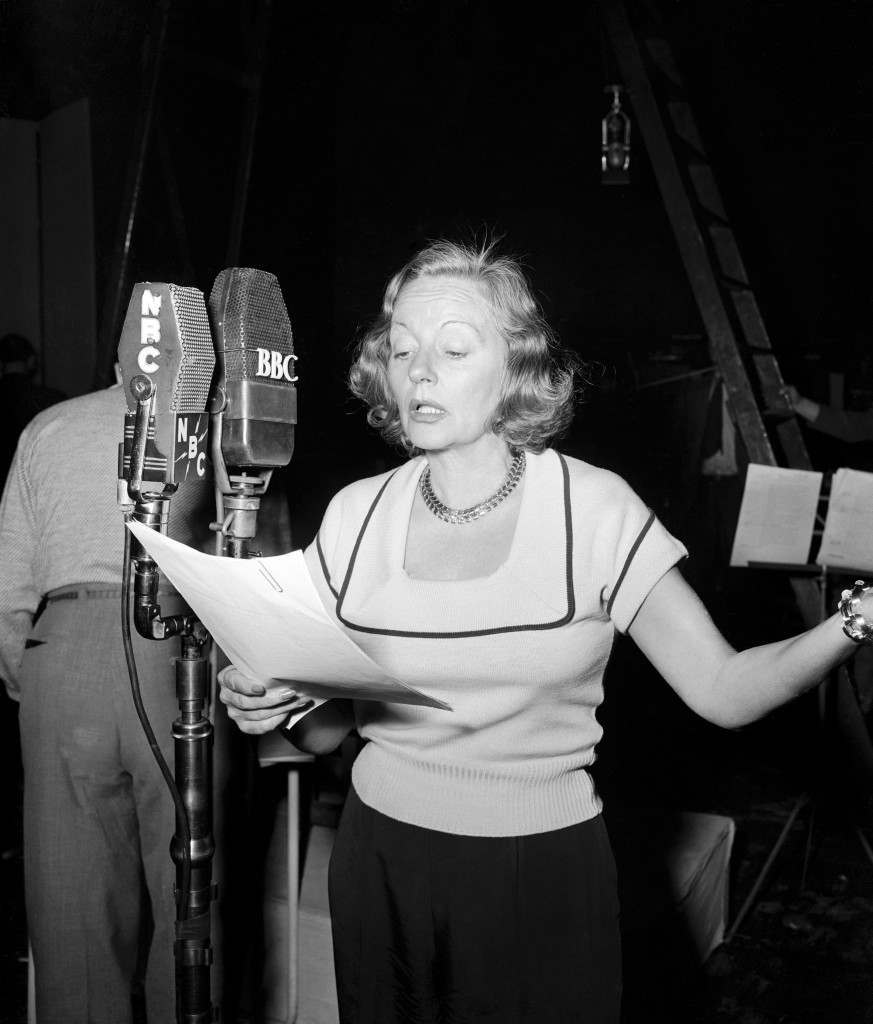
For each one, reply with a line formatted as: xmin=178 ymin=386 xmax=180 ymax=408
xmin=667 ymin=102 xmax=706 ymax=157
xmin=709 ymin=224 xmax=749 ymax=284
xmin=644 ymin=38 xmax=683 ymax=87
xmin=751 ymin=356 xmax=786 ymax=390
xmin=699 ymin=208 xmax=732 ymax=229
xmin=721 ymin=275 xmax=752 ymax=292
xmin=688 ymin=164 xmax=727 ymax=220
xmin=731 ymin=291 xmax=775 ymax=352
xmin=762 ymin=409 xmax=796 ymax=422
xmin=777 ymin=419 xmax=814 ymax=472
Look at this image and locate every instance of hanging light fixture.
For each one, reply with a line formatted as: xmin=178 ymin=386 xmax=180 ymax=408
xmin=601 ymin=84 xmax=631 ymax=185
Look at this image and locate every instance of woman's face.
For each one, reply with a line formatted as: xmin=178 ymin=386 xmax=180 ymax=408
xmin=386 ymin=276 xmax=507 ymax=455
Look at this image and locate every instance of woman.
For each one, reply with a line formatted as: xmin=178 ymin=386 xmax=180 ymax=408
xmin=219 ymin=239 xmax=873 ymax=1023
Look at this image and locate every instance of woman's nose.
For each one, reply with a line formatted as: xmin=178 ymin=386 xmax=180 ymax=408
xmin=409 ymin=350 xmax=436 ymax=383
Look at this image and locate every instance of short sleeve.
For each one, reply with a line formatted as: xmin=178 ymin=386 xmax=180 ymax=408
xmin=600 ymin=484 xmax=688 ymax=634
xmin=305 ymin=488 xmax=346 ymax=597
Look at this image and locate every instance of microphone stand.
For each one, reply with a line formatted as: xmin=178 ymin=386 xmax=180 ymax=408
xmin=122 ymin=382 xmax=217 ymax=1024
xmin=210 ymin=410 xmax=273 ymax=560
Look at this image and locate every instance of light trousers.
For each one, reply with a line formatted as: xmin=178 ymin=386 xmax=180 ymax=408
xmin=19 ymin=587 xmax=184 ymax=1024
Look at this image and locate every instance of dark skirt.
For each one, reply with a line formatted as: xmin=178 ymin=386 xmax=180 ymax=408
xmin=328 ymin=785 xmax=622 ymax=1024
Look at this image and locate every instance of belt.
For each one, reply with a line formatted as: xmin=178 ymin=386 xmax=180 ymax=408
xmin=46 ymin=583 xmax=176 ymax=604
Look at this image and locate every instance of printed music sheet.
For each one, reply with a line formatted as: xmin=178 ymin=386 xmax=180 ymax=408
xmin=816 ymin=468 xmax=873 ymax=573
xmin=729 ymin=464 xmax=822 ymax=568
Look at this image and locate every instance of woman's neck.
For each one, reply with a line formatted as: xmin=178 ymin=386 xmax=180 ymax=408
xmin=423 ymin=436 xmax=514 ymax=509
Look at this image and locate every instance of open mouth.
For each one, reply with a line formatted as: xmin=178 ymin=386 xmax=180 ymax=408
xmin=409 ymin=400 xmax=447 ymax=421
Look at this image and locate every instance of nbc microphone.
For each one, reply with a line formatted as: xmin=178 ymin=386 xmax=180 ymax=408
xmin=207 ymin=267 xmax=297 ymax=558
xmin=118 ymin=282 xmax=215 ymax=505
xmin=116 ymin=283 xmax=219 ymax=1021
xmin=117 ymin=281 xmax=215 ymax=638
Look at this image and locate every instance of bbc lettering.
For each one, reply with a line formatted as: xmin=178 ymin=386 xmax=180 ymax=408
xmin=255 ymin=347 xmax=296 ymax=382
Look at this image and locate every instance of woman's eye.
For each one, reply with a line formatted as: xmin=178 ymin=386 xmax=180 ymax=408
xmin=391 ymin=349 xmax=410 ymax=360
xmin=445 ymin=349 xmax=468 ymax=358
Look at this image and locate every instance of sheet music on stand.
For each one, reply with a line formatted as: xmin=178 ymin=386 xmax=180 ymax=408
xmin=724 ymin=464 xmax=873 ymax=942
xmin=815 ymin=468 xmax=873 ymax=574
xmin=729 ymin=464 xmax=823 ymax=569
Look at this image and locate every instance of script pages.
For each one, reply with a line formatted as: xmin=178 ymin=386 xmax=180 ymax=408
xmin=126 ymin=521 xmax=452 ymax=728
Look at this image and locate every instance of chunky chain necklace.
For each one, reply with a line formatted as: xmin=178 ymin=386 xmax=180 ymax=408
xmin=419 ymin=450 xmax=526 ymax=525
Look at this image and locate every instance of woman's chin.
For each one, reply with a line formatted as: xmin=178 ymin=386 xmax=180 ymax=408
xmin=405 ymin=426 xmax=449 ymax=452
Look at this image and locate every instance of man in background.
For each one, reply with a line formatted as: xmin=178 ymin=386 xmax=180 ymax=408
xmin=0 ymin=333 xmax=65 ymax=491
xmin=0 ymin=374 xmax=221 ymax=1023
xmin=0 ymin=334 xmax=66 ymax=866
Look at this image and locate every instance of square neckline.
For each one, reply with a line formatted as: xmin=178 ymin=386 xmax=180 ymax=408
xmin=398 ymin=456 xmax=529 ymax=584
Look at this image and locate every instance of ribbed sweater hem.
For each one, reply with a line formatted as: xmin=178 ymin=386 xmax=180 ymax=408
xmin=351 ymin=745 xmax=602 ymax=837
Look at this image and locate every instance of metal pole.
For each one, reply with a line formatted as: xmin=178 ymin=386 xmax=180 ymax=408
xmin=93 ymin=0 xmax=172 ymax=387
xmin=225 ymin=0 xmax=273 ymax=266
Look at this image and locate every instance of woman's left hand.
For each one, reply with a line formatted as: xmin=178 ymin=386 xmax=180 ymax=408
xmin=217 ymin=665 xmax=311 ymax=734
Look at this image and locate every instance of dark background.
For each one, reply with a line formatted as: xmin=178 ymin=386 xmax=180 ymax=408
xmin=6 ymin=0 xmax=871 ymax=455
xmin=3 ymin=5 xmax=873 ymax=1019
xmin=4 ymin=0 xmax=872 ymax=801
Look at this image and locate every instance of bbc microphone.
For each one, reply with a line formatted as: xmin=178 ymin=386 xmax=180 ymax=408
xmin=208 ymin=267 xmax=297 ymax=557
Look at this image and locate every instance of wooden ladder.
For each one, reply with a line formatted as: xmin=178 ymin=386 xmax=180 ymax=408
xmin=599 ymin=0 xmax=820 ymax=628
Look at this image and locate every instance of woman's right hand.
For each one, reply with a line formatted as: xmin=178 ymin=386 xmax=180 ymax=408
xmin=217 ymin=665 xmax=312 ymax=734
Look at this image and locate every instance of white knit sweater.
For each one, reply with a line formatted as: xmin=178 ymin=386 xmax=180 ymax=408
xmin=304 ymin=449 xmax=687 ymax=837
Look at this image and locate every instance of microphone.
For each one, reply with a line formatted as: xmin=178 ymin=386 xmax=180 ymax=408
xmin=116 ymin=282 xmax=216 ymax=639
xmin=117 ymin=282 xmax=216 ymax=506
xmin=115 ymin=285 xmax=218 ymax=1018
xmin=207 ymin=268 xmax=297 ymax=557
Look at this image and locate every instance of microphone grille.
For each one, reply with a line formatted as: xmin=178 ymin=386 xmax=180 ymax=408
xmin=210 ymin=268 xmax=294 ymax=383
xmin=170 ymin=285 xmax=216 ymax=412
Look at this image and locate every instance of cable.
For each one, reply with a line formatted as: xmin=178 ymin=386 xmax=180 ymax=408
xmin=121 ymin=519 xmax=193 ymax=918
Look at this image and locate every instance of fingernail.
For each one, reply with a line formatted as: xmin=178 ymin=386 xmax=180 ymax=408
xmin=277 ymin=696 xmax=305 ymax=709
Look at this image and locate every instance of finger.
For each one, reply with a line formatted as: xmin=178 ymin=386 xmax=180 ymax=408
xmin=227 ymin=709 xmax=292 ymax=735
xmin=221 ymin=697 xmax=307 ymax=719
xmin=224 ymin=697 xmax=311 ymax=722
xmin=218 ymin=686 xmax=300 ymax=711
xmin=225 ymin=703 xmax=295 ymax=724
xmin=217 ymin=666 xmax=267 ymax=697
xmin=222 ymin=694 xmax=311 ymax=720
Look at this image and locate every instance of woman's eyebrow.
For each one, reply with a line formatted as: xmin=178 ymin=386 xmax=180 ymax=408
xmin=439 ymin=318 xmax=482 ymax=336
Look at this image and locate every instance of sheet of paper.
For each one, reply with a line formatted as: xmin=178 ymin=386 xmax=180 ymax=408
xmin=816 ymin=468 xmax=873 ymax=573
xmin=126 ymin=521 xmax=451 ymax=717
xmin=729 ymin=464 xmax=822 ymax=567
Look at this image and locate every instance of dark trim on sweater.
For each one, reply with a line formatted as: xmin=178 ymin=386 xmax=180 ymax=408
xmin=318 ymin=455 xmax=576 ymax=639
xmin=605 ymin=509 xmax=656 ymax=619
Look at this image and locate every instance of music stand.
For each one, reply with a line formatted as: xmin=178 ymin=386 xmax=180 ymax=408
xmin=724 ymin=568 xmax=873 ymax=940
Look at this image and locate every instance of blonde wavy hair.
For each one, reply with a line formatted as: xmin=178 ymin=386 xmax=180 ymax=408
xmin=348 ymin=238 xmax=581 ymax=453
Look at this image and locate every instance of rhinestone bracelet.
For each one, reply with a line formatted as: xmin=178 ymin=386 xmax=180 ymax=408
xmin=838 ymin=580 xmax=873 ymax=644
